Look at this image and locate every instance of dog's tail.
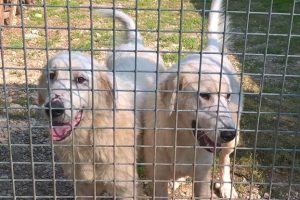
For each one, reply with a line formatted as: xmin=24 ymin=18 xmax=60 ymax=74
xmin=94 ymin=9 xmax=143 ymax=44
xmin=207 ymin=0 xmax=227 ymax=52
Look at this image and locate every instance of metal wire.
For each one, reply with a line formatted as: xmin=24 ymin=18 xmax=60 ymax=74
xmin=0 ymin=13 xmax=16 ymax=200
xmin=249 ymin=0 xmax=273 ymax=197
xmin=269 ymin=0 xmax=296 ymax=198
xmin=0 ymin=0 xmax=299 ymax=199
xmin=151 ymin=0 xmax=162 ymax=198
xmin=18 ymin=1 xmax=37 ymax=199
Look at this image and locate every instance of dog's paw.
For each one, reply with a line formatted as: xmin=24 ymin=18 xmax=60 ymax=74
xmin=216 ymin=182 xmax=238 ymax=199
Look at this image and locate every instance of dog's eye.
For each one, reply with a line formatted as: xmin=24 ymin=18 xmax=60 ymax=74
xmin=76 ymin=76 xmax=86 ymax=84
xmin=49 ymin=72 xmax=55 ymax=80
xmin=226 ymin=93 xmax=231 ymax=100
xmin=200 ymin=93 xmax=210 ymax=100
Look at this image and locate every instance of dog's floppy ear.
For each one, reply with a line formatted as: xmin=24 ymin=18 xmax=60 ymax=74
xmin=160 ymin=74 xmax=187 ymax=115
xmin=97 ymin=72 xmax=114 ymax=108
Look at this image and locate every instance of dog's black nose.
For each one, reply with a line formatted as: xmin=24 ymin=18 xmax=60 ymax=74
xmin=220 ymin=128 xmax=236 ymax=142
xmin=45 ymin=100 xmax=64 ymax=117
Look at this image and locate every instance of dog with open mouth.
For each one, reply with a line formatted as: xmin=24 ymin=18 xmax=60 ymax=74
xmin=38 ymin=53 xmax=96 ymax=143
xmin=38 ymin=6 xmax=167 ymax=198
xmin=45 ymin=98 xmax=83 ymax=141
xmin=142 ymin=0 xmax=243 ymax=198
xmin=38 ymin=51 xmax=140 ymax=198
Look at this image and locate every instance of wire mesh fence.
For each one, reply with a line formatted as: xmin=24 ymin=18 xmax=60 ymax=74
xmin=0 ymin=0 xmax=299 ymax=199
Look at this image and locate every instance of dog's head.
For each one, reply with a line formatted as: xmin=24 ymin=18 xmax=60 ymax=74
xmin=160 ymin=64 xmax=237 ymax=152
xmin=38 ymin=52 xmax=113 ymax=142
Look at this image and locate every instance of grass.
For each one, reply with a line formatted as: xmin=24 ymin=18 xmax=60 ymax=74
xmin=229 ymin=0 xmax=300 ymax=198
xmin=0 ymin=0 xmax=299 ymax=199
xmin=7 ymin=0 xmax=204 ymax=62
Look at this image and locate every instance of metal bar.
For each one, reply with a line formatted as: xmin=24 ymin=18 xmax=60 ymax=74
xmin=0 ymin=11 xmax=17 ymax=200
xmin=2 ymin=2 xmax=300 ymax=17
xmin=171 ymin=0 xmax=184 ymax=198
xmin=18 ymin=1 xmax=37 ymax=199
xmin=112 ymin=1 xmax=117 ymax=199
xmin=269 ymin=0 xmax=296 ymax=199
xmin=232 ymin=0 xmax=252 ymax=196
xmin=41 ymin=0 xmax=57 ymax=198
xmin=151 ymin=0 xmax=162 ymax=198
xmin=65 ymin=1 xmax=76 ymax=199
xmin=249 ymin=0 xmax=274 ymax=198
xmin=192 ymin=0 xmax=207 ymax=197
xmin=133 ymin=1 xmax=138 ymax=199
xmin=3 ymin=24 xmax=300 ymax=38
xmin=88 ymin=1 xmax=96 ymax=199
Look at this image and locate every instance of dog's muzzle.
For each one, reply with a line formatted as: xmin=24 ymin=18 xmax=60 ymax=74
xmin=192 ymin=120 xmax=237 ymax=153
xmin=192 ymin=120 xmax=221 ymax=153
xmin=45 ymin=99 xmax=64 ymax=118
xmin=44 ymin=98 xmax=83 ymax=141
xmin=220 ymin=129 xmax=236 ymax=143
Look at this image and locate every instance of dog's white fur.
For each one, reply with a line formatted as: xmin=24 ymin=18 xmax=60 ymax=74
xmin=38 ymin=52 xmax=139 ymax=199
xmin=38 ymin=9 xmax=166 ymax=199
xmin=143 ymin=0 xmax=243 ymax=198
xmin=98 ymin=8 xmax=166 ymax=102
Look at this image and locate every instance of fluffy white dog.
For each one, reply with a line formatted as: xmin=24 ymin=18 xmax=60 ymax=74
xmin=142 ymin=0 xmax=243 ymax=198
xmin=38 ymin=8 xmax=166 ymax=199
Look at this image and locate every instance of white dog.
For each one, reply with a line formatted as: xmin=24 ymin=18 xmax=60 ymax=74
xmin=38 ymin=52 xmax=140 ymax=199
xmin=37 ymin=7 xmax=166 ymax=198
xmin=143 ymin=0 xmax=243 ymax=198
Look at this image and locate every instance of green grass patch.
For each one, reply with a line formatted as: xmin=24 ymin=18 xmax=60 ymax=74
xmin=27 ymin=8 xmax=44 ymax=26
xmin=71 ymin=30 xmax=91 ymax=50
xmin=9 ymin=36 xmax=23 ymax=48
xmin=162 ymin=53 xmax=179 ymax=66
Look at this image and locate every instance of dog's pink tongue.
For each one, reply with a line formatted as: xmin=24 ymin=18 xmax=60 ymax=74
xmin=196 ymin=130 xmax=216 ymax=153
xmin=202 ymin=133 xmax=216 ymax=147
xmin=50 ymin=112 xmax=82 ymax=141
xmin=51 ymin=125 xmax=72 ymax=141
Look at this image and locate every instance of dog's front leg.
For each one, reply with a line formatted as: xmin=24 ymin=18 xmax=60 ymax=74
xmin=194 ymin=165 xmax=212 ymax=199
xmin=218 ymin=142 xmax=238 ymax=198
